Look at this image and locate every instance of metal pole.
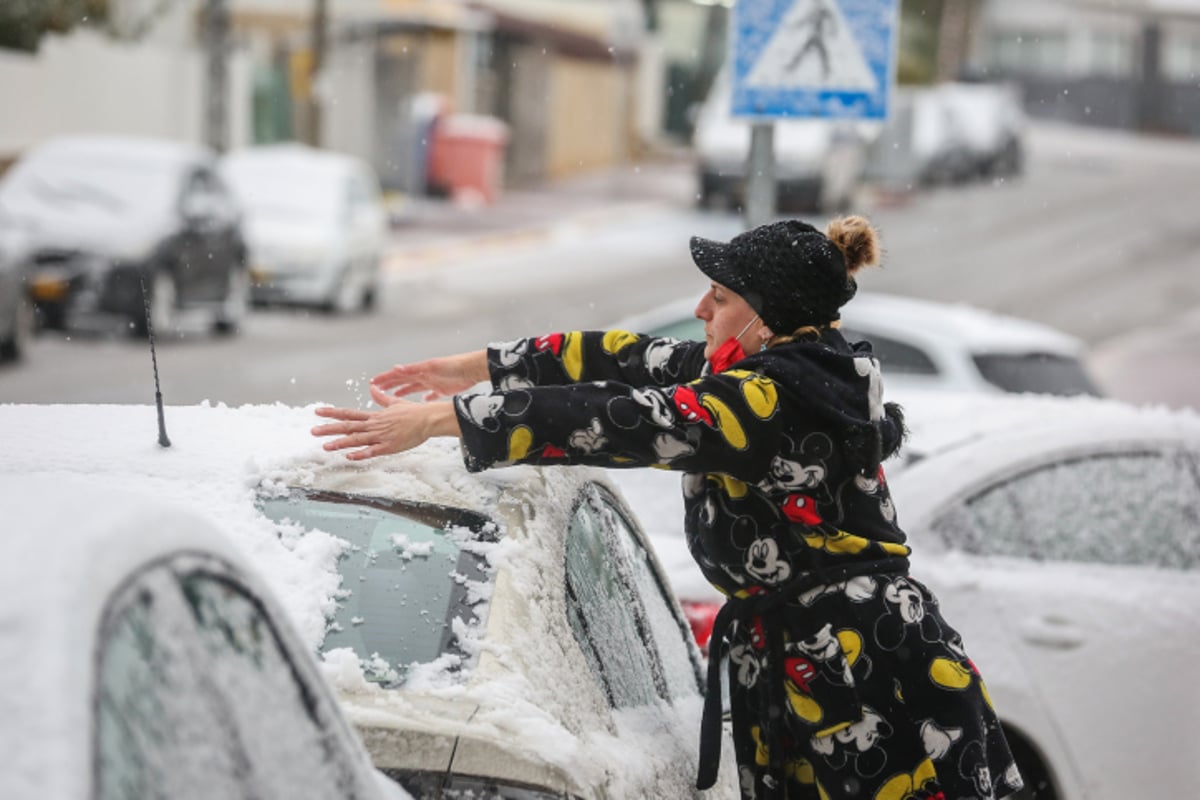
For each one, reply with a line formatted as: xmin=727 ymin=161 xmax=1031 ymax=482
xmin=308 ymin=0 xmax=329 ymax=147
xmin=744 ymin=122 xmax=775 ymax=229
xmin=204 ymin=0 xmax=229 ymax=152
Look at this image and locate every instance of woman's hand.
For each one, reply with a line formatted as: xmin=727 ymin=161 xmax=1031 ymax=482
xmin=372 ymin=350 xmax=489 ymax=401
xmin=311 ymin=385 xmax=462 ymax=461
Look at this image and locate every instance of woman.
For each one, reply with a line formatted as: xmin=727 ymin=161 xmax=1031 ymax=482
xmin=312 ymin=217 xmax=1023 ymax=800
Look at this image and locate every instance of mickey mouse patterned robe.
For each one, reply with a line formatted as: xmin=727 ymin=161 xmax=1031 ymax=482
xmin=453 ymin=329 xmax=1022 ymax=800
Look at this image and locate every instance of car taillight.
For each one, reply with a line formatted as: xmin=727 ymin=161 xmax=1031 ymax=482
xmin=680 ymin=599 xmax=722 ymax=656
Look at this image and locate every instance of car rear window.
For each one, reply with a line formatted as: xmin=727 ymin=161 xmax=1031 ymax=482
xmin=972 ymin=353 xmax=1101 ymax=396
xmin=258 ymin=490 xmax=495 ymax=686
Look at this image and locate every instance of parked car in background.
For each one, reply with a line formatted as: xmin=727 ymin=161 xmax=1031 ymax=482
xmin=222 ymin=144 xmax=387 ymax=313
xmin=0 ymin=475 xmax=407 ymax=800
xmin=614 ymin=391 xmax=1200 ymax=800
xmin=865 ymin=82 xmax=1025 ymax=190
xmin=0 ymin=224 xmax=33 ymax=361
xmin=0 ymin=135 xmax=249 ymax=336
xmin=615 ymin=291 xmax=1102 ymax=398
xmin=0 ymin=403 xmax=738 ymax=799
xmin=694 ymin=68 xmax=878 ymax=213
xmin=939 ymin=80 xmax=1026 ymax=179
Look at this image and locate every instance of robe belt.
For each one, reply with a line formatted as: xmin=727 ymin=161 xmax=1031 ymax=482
xmin=695 ymin=556 xmax=910 ymax=791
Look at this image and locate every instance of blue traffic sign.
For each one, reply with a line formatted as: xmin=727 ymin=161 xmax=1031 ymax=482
xmin=731 ymin=0 xmax=898 ymax=120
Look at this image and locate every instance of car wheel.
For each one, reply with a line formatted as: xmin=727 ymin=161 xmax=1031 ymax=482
xmin=213 ymin=268 xmax=249 ymax=336
xmin=134 ymin=271 xmax=179 ymax=338
xmin=1003 ymin=727 xmax=1059 ymax=800
xmin=36 ymin=302 xmax=66 ymax=332
xmin=324 ymin=267 xmax=361 ymax=315
xmin=360 ymin=258 xmax=381 ymax=312
xmin=361 ymin=282 xmax=378 ymax=312
xmin=0 ymin=297 xmax=33 ymax=362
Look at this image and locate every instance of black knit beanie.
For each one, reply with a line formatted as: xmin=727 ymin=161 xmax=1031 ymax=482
xmin=689 ymin=219 xmax=858 ymax=333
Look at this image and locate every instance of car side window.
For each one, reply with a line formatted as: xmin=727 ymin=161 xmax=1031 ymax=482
xmin=95 ymin=561 xmax=367 ymax=800
xmin=599 ymin=494 xmax=703 ymax=700
xmin=932 ymin=450 xmax=1200 ymax=569
xmin=564 ymin=488 xmax=661 ymax=708
xmin=842 ymin=328 xmax=939 ymax=376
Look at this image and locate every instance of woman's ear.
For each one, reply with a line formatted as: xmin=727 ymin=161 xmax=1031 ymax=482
xmin=759 ymin=324 xmax=775 ymax=344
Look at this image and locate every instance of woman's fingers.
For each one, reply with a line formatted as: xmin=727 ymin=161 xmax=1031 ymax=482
xmin=346 ymin=444 xmax=387 ymax=461
xmin=370 ymin=383 xmax=403 ymax=407
xmin=314 ymin=406 xmax=370 ymax=421
xmin=311 ymin=420 xmax=365 ymax=437
xmin=321 ymin=432 xmax=375 ymax=452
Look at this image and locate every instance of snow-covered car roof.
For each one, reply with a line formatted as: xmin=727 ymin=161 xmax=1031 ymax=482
xmin=15 ymin=134 xmax=211 ymax=170
xmin=222 ymin=143 xmax=371 ymax=178
xmin=887 ymin=391 xmax=1200 ymax=516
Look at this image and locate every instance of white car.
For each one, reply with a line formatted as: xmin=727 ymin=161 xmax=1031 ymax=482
xmin=614 ymin=291 xmax=1102 ymax=397
xmin=222 ymin=144 xmax=388 ymax=312
xmin=887 ymin=391 xmax=1200 ymax=799
xmin=694 ymin=68 xmax=877 ymax=213
xmin=0 ymin=403 xmax=737 ymax=799
xmin=0 ymin=475 xmax=406 ymax=800
xmin=613 ymin=391 xmax=1200 ymax=800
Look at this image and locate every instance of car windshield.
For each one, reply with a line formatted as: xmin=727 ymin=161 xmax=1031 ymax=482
xmin=257 ymin=490 xmax=496 ymax=687
xmin=224 ymin=163 xmax=344 ymax=223
xmin=972 ymin=353 xmax=1100 ymax=396
xmin=0 ymin=154 xmax=179 ymax=219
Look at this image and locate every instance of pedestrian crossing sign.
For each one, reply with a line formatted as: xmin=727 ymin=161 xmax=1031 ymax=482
xmin=731 ymin=0 xmax=898 ymax=120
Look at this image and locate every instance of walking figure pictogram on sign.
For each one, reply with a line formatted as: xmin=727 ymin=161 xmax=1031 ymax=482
xmin=786 ymin=0 xmax=836 ymax=79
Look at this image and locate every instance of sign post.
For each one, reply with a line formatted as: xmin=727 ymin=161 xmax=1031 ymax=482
xmin=732 ymin=0 xmax=898 ymax=228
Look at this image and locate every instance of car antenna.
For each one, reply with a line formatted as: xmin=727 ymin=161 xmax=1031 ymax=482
xmin=138 ymin=273 xmax=171 ymax=448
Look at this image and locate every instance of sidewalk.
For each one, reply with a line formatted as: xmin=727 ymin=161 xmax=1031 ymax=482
xmin=382 ymin=154 xmax=698 ymax=274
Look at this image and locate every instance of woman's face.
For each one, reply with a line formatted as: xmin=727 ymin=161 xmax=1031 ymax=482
xmin=694 ymin=282 xmax=764 ymax=361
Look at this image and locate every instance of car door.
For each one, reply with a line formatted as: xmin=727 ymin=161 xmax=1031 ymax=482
xmin=927 ymin=447 xmax=1200 ymax=798
xmin=94 ymin=554 xmax=383 ymax=800
xmin=564 ymin=484 xmax=737 ymax=797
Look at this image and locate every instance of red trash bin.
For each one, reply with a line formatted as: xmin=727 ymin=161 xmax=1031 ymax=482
xmin=426 ymin=114 xmax=510 ymax=206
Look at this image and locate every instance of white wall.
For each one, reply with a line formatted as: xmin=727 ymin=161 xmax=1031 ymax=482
xmin=0 ymin=29 xmax=251 ymax=158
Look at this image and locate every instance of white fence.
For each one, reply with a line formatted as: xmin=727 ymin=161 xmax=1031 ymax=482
xmin=0 ymin=29 xmax=252 ymax=158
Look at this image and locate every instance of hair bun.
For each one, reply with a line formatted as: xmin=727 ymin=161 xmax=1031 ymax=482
xmin=826 ymin=216 xmax=880 ymax=275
